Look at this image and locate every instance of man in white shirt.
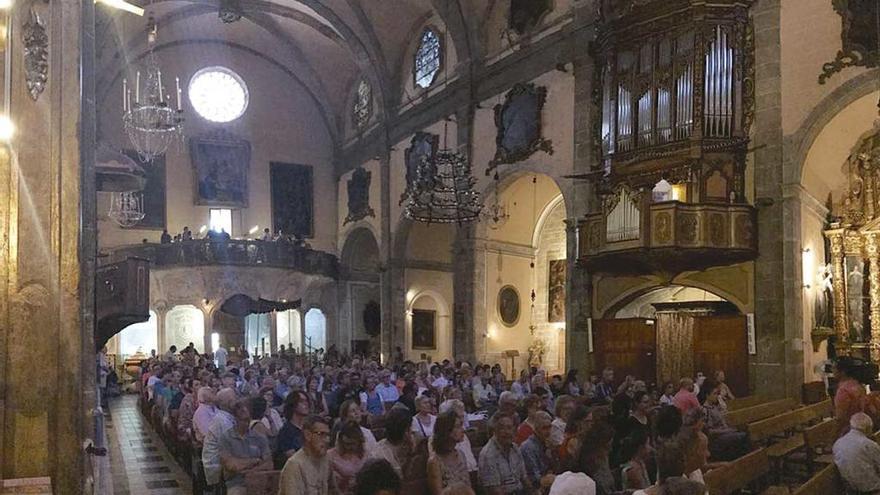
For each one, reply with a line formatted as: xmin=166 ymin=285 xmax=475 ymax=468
xmin=214 ymin=345 xmax=228 ymax=370
xmin=375 ymin=372 xmax=399 ymax=403
xmin=201 ymin=388 xmax=237 ymax=489
xmin=833 ymin=412 xmax=880 ymax=494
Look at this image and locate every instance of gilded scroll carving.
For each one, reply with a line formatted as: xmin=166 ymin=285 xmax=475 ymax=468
xmin=23 ymin=8 xmax=48 ymax=102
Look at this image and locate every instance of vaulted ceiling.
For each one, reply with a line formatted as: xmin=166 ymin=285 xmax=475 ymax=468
xmin=95 ymin=0 xmax=566 ymax=147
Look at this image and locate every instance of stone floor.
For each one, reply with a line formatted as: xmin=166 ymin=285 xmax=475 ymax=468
xmin=107 ymin=395 xmax=192 ymax=495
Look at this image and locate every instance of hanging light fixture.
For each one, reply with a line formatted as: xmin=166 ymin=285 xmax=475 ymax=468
xmin=108 ymin=191 xmax=146 ymax=227
xmin=123 ymin=14 xmax=184 ymax=163
xmin=481 ymin=171 xmax=510 ymax=229
xmin=404 ymin=146 xmax=483 ymax=224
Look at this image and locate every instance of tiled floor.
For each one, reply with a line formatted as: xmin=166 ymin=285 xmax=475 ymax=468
xmin=107 ymin=395 xmax=192 ymax=495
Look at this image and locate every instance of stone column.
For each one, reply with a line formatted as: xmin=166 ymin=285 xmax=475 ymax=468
xmin=299 ymin=308 xmax=307 ymax=355
xmin=378 ymin=151 xmax=394 ymax=363
xmin=269 ymin=311 xmax=278 ymax=355
xmin=0 ymin=0 xmax=94 ymax=490
xmin=866 ymin=233 xmax=880 ymax=362
xmin=452 ymin=224 xmax=486 ymax=363
xmin=156 ymin=307 xmax=168 ymax=352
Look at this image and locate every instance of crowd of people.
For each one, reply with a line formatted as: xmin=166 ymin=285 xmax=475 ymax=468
xmin=131 ymin=343 xmax=880 ymax=495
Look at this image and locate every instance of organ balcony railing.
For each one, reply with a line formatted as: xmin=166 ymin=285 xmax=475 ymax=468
xmin=594 ymin=0 xmax=754 ymax=192
xmin=102 ymin=239 xmax=339 ymax=278
xmin=577 ymin=188 xmax=757 ymax=274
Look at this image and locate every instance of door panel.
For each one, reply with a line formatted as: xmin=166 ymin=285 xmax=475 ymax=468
xmin=594 ymin=318 xmax=657 ymax=386
xmin=693 ymin=315 xmax=749 ymax=397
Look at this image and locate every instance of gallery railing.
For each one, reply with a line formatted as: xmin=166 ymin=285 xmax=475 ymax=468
xmin=104 ymin=239 xmax=339 ymax=278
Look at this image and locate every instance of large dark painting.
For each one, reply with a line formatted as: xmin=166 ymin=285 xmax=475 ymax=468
xmin=498 ymin=285 xmax=520 ymax=327
xmin=124 ymin=149 xmax=165 ymax=230
xmin=548 ymin=259 xmax=566 ymax=323
xmin=190 ymin=134 xmax=251 ymax=207
xmin=270 ymin=162 xmax=314 ymax=237
xmin=820 ymin=0 xmax=880 ymax=83
xmin=344 ymin=167 xmax=375 ymax=225
xmin=488 ymin=83 xmax=554 ymax=173
xmin=401 ymin=132 xmax=439 ymax=205
xmin=412 ymin=309 xmax=436 ymax=350
xmin=509 ymin=0 xmax=552 ymax=35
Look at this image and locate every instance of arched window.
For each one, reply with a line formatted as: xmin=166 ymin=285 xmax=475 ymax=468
xmin=188 ymin=66 xmax=249 ymax=123
xmin=304 ymin=308 xmax=327 ymax=353
xmin=353 ymin=79 xmax=372 ymax=129
xmin=245 ymin=313 xmax=271 ymax=357
xmin=414 ymin=28 xmax=442 ymax=89
xmin=118 ymin=311 xmax=159 ymax=357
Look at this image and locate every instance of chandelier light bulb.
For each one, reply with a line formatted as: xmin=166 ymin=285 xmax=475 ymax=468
xmin=0 ymin=115 xmax=15 ymax=142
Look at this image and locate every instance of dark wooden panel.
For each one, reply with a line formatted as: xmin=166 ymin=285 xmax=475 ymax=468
xmin=594 ymin=318 xmax=657 ymax=385
xmin=694 ymin=315 xmax=749 ymax=397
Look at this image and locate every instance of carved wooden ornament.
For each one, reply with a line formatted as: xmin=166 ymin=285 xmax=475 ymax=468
xmin=488 ymin=83 xmax=554 ymax=173
xmin=23 ymin=8 xmax=48 ymax=101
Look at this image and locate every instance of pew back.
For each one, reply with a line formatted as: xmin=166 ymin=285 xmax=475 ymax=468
xmin=791 ymin=464 xmax=842 ymax=495
xmin=728 ymin=396 xmax=764 ymax=411
xmin=703 ymin=448 xmax=770 ymax=495
xmin=747 ymin=400 xmax=832 ymax=444
xmin=727 ymin=398 xmax=798 ymax=428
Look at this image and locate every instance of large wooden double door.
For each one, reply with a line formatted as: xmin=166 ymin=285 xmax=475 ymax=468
xmin=593 ymin=315 xmax=748 ymax=395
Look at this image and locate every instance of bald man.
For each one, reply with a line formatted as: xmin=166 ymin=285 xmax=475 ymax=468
xmin=833 ymin=412 xmax=880 ymax=494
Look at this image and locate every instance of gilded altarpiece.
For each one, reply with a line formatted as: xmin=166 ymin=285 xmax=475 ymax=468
xmin=825 ymin=130 xmax=880 ymax=362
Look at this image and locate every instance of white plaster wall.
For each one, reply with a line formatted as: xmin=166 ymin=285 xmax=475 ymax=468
xmin=800 ymin=197 xmax=831 ymax=383
xmin=533 ymin=198 xmax=567 ymax=374
xmin=405 ymin=269 xmax=454 ymax=362
xmin=97 ymin=45 xmax=337 ymax=253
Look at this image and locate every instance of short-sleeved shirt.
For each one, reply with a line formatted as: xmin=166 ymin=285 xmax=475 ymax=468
xmin=218 ymin=427 xmax=270 ymax=487
xmin=520 ymin=435 xmax=551 ymax=487
xmin=478 ymin=437 xmax=527 ymax=494
xmin=279 ymin=449 xmax=329 ymax=495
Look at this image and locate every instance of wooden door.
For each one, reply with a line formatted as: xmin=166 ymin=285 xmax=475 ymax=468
xmin=593 ymin=318 xmax=657 ymax=386
xmin=693 ymin=315 xmax=749 ymax=397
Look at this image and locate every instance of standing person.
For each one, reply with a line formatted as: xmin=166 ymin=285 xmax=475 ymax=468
xmin=97 ymin=346 xmax=110 ymax=407
xmin=833 ymin=412 xmax=880 ymax=494
xmin=520 ymin=411 xmax=555 ymax=491
xmin=659 ymin=382 xmax=676 ymax=406
xmin=164 ymin=345 xmax=178 ymax=362
xmin=478 ymin=412 xmax=532 ymax=494
xmin=214 ymin=343 xmax=228 ymax=370
xmin=714 ymin=370 xmax=735 ymax=404
xmin=278 ymin=415 xmax=331 ymax=495
xmin=202 ymin=388 xmax=238 ymax=491
xmin=327 ymin=422 xmax=368 ymax=495
xmin=834 ymin=357 xmax=868 ymax=438
xmin=219 ymin=399 xmax=273 ymax=494
xmin=427 ymin=411 xmax=472 ymax=495
xmin=182 ymin=226 xmax=193 ymax=241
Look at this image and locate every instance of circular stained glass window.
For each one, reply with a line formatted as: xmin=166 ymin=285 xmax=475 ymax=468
xmin=188 ymin=66 xmax=249 ymax=123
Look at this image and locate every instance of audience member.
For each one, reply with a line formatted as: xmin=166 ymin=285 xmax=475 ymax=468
xmin=276 ymin=390 xmax=310 ymax=467
xmin=328 ymin=421 xmax=368 ymax=495
xmin=478 ymin=412 xmax=531 ymax=494
xmin=202 ymin=388 xmax=238 ymax=490
xmin=672 ymin=378 xmax=700 ymax=415
xmin=279 ymin=415 xmax=331 ymax=495
xmin=219 ymin=398 xmax=272 ymax=493
xmin=412 ymin=394 xmax=438 ymax=440
xmin=520 ymin=410 xmax=555 ymax=490
xmin=354 ymin=459 xmax=402 ymax=495
xmin=833 ymin=412 xmax=880 ymax=494
xmin=374 ymin=408 xmax=415 ymax=477
xmin=427 ymin=410 xmax=472 ymax=494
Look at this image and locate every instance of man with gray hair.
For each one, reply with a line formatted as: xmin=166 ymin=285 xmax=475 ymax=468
xmin=833 ymin=412 xmax=880 ymax=494
xmin=202 ymin=388 xmax=238 ymax=491
xmin=520 ymin=410 xmax=555 ymax=490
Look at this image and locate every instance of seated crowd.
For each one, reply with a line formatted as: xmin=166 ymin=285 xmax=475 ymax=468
xmin=135 ymin=344 xmax=878 ymax=495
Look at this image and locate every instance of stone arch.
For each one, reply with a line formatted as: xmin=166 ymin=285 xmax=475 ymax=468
xmin=601 ymin=282 xmax=748 ymax=319
xmin=340 ymin=226 xmax=381 ymax=274
xmin=406 ymin=289 xmax=453 ymax=362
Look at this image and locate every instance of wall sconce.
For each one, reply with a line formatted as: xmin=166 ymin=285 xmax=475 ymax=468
xmin=802 ymin=247 xmax=814 ymax=289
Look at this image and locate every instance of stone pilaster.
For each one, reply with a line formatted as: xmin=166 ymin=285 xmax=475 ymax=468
xmin=379 ymin=150 xmax=394 ymax=363
xmin=0 ymin=0 xmax=93 ymax=490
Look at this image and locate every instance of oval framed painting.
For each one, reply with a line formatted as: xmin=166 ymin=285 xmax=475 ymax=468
xmin=498 ymin=285 xmax=521 ymax=327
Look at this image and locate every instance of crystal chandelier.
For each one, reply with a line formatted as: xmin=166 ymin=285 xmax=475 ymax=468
xmin=108 ymin=191 xmax=146 ymax=227
xmin=404 ymin=148 xmax=483 ymax=224
xmin=481 ymin=201 xmax=510 ymax=229
xmin=123 ymin=16 xmax=183 ymax=163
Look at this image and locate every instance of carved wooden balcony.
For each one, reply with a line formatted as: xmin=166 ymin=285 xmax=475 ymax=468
xmin=578 ymin=200 xmax=756 ymax=275
xmin=103 ymin=239 xmax=339 ymax=278
xmin=96 ymin=257 xmax=150 ymax=350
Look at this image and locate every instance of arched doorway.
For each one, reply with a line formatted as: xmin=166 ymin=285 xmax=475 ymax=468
xmin=165 ymin=305 xmax=205 ymax=352
xmin=596 ymin=285 xmax=749 ymax=395
xmin=339 ymin=227 xmax=381 ymax=356
xmin=276 ymin=309 xmax=302 ymax=353
xmin=116 ymin=310 xmax=158 ymax=358
xmin=305 ymin=308 xmax=327 ymax=353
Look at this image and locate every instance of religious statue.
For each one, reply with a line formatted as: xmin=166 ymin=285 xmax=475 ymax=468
xmin=528 ymin=338 xmax=546 ymax=367
xmin=814 ymin=263 xmax=834 ymax=331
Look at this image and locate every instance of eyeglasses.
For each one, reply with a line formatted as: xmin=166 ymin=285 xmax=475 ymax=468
xmin=307 ymin=429 xmax=330 ymax=437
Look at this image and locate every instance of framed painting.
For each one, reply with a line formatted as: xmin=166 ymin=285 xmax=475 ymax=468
xmin=270 ymin=162 xmax=314 ymax=237
xmin=498 ymin=285 xmax=520 ymax=327
xmin=412 ymin=309 xmax=436 ymax=350
xmin=845 ymin=255 xmax=870 ymax=343
xmin=548 ymin=259 xmax=566 ymax=323
xmin=344 ymin=167 xmax=375 ymax=225
xmin=123 ymin=149 xmax=165 ymax=230
xmin=190 ymin=134 xmax=251 ymax=207
xmin=488 ymin=83 xmax=554 ymax=173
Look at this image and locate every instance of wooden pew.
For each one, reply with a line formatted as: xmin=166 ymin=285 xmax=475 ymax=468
xmin=749 ymin=399 xmax=832 ymax=445
xmin=791 ymin=464 xmax=843 ymax=495
xmin=802 ymin=419 xmax=835 ymax=474
xmin=727 ymin=398 xmax=798 ymax=429
xmin=728 ymin=395 xmax=764 ymax=411
xmin=703 ymin=448 xmax=775 ymax=495
xmin=801 ymin=381 xmax=828 ymax=405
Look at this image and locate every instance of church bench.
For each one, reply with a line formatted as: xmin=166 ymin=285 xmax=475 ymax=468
xmin=802 ymin=419 xmax=835 ymax=474
xmin=791 ymin=464 xmax=843 ymax=495
xmin=727 ymin=398 xmax=798 ymax=429
xmin=728 ymin=395 xmax=765 ymax=411
xmin=747 ymin=399 xmax=832 ymax=444
xmin=801 ymin=381 xmax=828 ymax=405
xmin=703 ymin=448 xmax=773 ymax=495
